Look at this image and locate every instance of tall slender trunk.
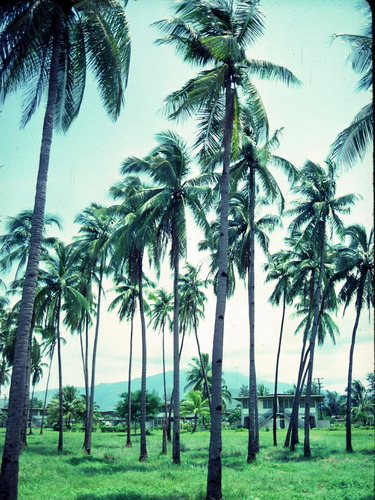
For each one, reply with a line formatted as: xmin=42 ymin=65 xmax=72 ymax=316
xmin=84 ymin=263 xmax=104 ymax=455
xmin=56 ymin=295 xmax=64 ymax=453
xmin=81 ymin=315 xmax=90 ymax=448
xmin=285 ymin=273 xmax=315 ymax=450
xmin=304 ymin=221 xmax=326 ymax=458
xmin=273 ymin=293 xmax=286 ymax=446
xmin=207 ymin=77 xmax=234 ymax=500
xmin=161 ymin=325 xmax=168 ymax=454
xmin=28 ymin=384 xmax=36 ymax=436
xmin=194 ymin=319 xmax=211 ymax=411
xmin=126 ymin=310 xmax=134 ymax=448
xmin=172 ymin=226 xmax=181 ymax=465
xmin=138 ymin=255 xmax=148 ymax=462
xmin=21 ymin=329 xmax=33 ymax=448
xmin=247 ymin=163 xmax=257 ymax=463
xmin=40 ymin=343 xmax=55 ymax=435
xmin=346 ymin=272 xmax=365 ymax=453
xmin=0 ymin=19 xmax=62 ymax=499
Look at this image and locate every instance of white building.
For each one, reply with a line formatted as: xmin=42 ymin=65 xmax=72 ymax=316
xmin=234 ymin=394 xmax=327 ymax=429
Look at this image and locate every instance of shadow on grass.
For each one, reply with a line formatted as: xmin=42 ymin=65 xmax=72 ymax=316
xmin=76 ymin=493 xmax=196 ymax=500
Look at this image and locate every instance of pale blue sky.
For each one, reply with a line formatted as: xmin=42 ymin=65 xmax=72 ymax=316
xmin=0 ymin=0 xmax=373 ymax=395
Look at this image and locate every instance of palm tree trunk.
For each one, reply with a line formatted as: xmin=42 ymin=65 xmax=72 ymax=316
xmin=194 ymin=317 xmax=211 ymax=411
xmin=40 ymin=344 xmax=55 ymax=435
xmin=161 ymin=326 xmax=168 ymax=454
xmin=285 ymin=274 xmax=315 ymax=450
xmin=138 ymin=254 xmax=148 ymax=462
xmin=247 ymin=162 xmax=257 ymax=463
xmin=81 ymin=315 xmax=90 ymax=449
xmin=28 ymin=384 xmax=36 ymax=436
xmin=346 ymin=272 xmax=365 ymax=453
xmin=172 ymin=227 xmax=181 ymax=465
xmin=56 ymin=296 xmax=64 ymax=453
xmin=207 ymin=77 xmax=234 ymax=500
xmin=273 ymin=293 xmax=286 ymax=446
xmin=0 ymin=18 xmax=62 ymax=499
xmin=304 ymin=223 xmax=326 ymax=458
xmin=126 ymin=312 xmax=134 ymax=448
xmin=84 ymin=264 xmax=104 ymax=455
xmin=21 ymin=329 xmax=33 ymax=449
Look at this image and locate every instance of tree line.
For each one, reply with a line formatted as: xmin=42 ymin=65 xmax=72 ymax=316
xmin=0 ymin=1 xmax=373 ymax=499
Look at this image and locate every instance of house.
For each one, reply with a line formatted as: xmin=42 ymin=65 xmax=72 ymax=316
xmin=234 ymin=394 xmax=327 ymax=429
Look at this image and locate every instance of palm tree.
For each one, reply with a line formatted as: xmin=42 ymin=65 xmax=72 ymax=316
xmin=73 ymin=203 xmax=116 ymax=455
xmin=185 ymin=354 xmax=232 ymax=410
xmin=120 ymin=130 xmax=211 ymax=465
xmin=264 ymin=250 xmax=294 ymax=446
xmin=179 ymin=264 xmax=210 ymax=408
xmin=334 ymin=225 xmax=374 ymax=451
xmin=0 ymin=210 xmax=61 ymax=281
xmin=148 ymin=288 xmax=173 ymax=454
xmin=108 ymin=277 xmax=139 ymax=448
xmin=287 ymin=160 xmax=358 ymax=457
xmin=329 ymin=3 xmax=372 ymax=168
xmin=155 ymin=3 xmax=300 ymax=493
xmin=0 ymin=2 xmax=130 ymax=493
xmin=350 ymin=380 xmax=374 ymax=426
xmin=47 ymin=386 xmax=86 ymax=430
xmin=180 ymin=390 xmax=210 ymax=432
xmin=36 ymin=241 xmax=89 ymax=453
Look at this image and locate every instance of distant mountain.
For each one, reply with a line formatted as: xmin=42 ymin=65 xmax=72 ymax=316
xmin=33 ymin=370 xmax=291 ymax=411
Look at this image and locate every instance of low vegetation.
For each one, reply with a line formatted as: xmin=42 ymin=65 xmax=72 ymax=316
xmin=4 ymin=427 xmax=373 ymax=500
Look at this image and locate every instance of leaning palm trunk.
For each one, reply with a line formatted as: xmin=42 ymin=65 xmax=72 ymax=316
xmin=126 ymin=312 xmax=135 ymax=448
xmin=285 ymin=275 xmax=315 ymax=450
xmin=21 ymin=331 xmax=33 ymax=448
xmin=273 ymin=293 xmax=286 ymax=446
xmin=207 ymin=79 xmax=234 ymax=500
xmin=138 ymin=256 xmax=148 ymax=462
xmin=304 ymin=223 xmax=326 ymax=458
xmin=247 ymin=163 xmax=257 ymax=462
xmin=84 ymin=263 xmax=104 ymax=455
xmin=345 ymin=273 xmax=366 ymax=453
xmin=0 ymin=19 xmax=62 ymax=498
xmin=172 ymin=228 xmax=181 ymax=465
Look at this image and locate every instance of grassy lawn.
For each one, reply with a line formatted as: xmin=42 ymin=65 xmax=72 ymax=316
xmin=0 ymin=427 xmax=373 ymax=499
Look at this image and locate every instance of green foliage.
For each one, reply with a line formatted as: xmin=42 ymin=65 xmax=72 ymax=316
xmin=115 ymin=390 xmax=161 ymax=424
xmin=4 ymin=428 xmax=373 ymax=500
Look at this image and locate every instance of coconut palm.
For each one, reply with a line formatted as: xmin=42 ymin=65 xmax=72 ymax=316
xmin=179 ymin=264 xmax=210 ymax=407
xmin=110 ymin=175 xmax=157 ymax=462
xmin=36 ymin=241 xmax=89 ymax=453
xmin=156 ymin=2 xmax=300 ymax=491
xmin=264 ymin=250 xmax=294 ymax=446
xmin=229 ymin=124 xmax=296 ymax=461
xmin=73 ymin=203 xmax=117 ymax=455
xmin=287 ymin=160 xmax=358 ymax=457
xmin=334 ymin=225 xmax=374 ymax=451
xmin=0 ymin=211 xmax=61 ymax=281
xmin=329 ymin=3 xmax=372 ymax=168
xmin=180 ymin=390 xmax=210 ymax=432
xmin=148 ymin=288 xmax=173 ymax=454
xmin=0 ymin=1 xmax=130 ymax=492
xmin=47 ymin=386 xmax=86 ymax=430
xmin=108 ymin=277 xmax=139 ymax=448
xmin=350 ymin=380 xmax=374 ymax=426
xmin=120 ymin=130 xmax=211 ymax=465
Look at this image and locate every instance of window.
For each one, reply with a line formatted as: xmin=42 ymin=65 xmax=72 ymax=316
xmin=282 ymin=398 xmax=294 ymax=409
xmin=263 ymin=399 xmax=273 ymax=409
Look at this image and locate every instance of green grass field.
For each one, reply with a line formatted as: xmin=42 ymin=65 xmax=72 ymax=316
xmin=1 ymin=427 xmax=374 ymax=500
